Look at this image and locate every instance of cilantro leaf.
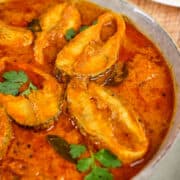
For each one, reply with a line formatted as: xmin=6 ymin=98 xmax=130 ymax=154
xmin=21 ymin=88 xmax=31 ymax=96
xmin=69 ymin=144 xmax=86 ymax=159
xmin=21 ymin=82 xmax=38 ymax=96
xmin=0 ymin=71 xmax=37 ymax=96
xmin=80 ymin=25 xmax=89 ymax=32
xmin=0 ymin=81 xmax=21 ymax=96
xmin=77 ymin=157 xmax=93 ymax=172
xmin=65 ymin=28 xmax=76 ymax=41
xmin=94 ymin=149 xmax=122 ymax=168
xmin=29 ymin=82 xmax=37 ymax=90
xmin=85 ymin=166 xmax=113 ymax=180
xmin=3 ymin=71 xmax=28 ymax=83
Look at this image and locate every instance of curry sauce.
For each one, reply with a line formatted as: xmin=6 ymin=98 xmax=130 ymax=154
xmin=0 ymin=0 xmax=174 ymax=179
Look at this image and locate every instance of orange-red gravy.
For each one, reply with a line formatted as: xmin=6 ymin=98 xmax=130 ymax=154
xmin=0 ymin=0 xmax=174 ymax=179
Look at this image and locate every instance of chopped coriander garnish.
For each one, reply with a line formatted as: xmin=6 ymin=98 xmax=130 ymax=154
xmin=77 ymin=157 xmax=93 ymax=172
xmin=69 ymin=144 xmax=122 ymax=180
xmin=0 ymin=81 xmax=21 ymax=96
xmin=47 ymin=135 xmax=122 ymax=180
xmin=85 ymin=166 xmax=113 ymax=180
xmin=75 ymin=149 xmax=121 ymax=179
xmin=80 ymin=25 xmax=89 ymax=32
xmin=21 ymin=82 xmax=37 ymax=96
xmin=0 ymin=70 xmax=37 ymax=96
xmin=65 ymin=28 xmax=76 ymax=41
xmin=3 ymin=70 xmax=28 ymax=83
xmin=94 ymin=149 xmax=122 ymax=168
xmin=70 ymin=144 xmax=87 ymax=159
xmin=29 ymin=82 xmax=37 ymax=90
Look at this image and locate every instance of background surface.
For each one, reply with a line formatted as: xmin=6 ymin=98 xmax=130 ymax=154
xmin=129 ymin=0 xmax=180 ymax=47
xmin=128 ymin=1 xmax=180 ymax=179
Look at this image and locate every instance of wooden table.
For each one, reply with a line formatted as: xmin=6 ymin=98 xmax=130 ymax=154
xmin=128 ymin=0 xmax=180 ymax=47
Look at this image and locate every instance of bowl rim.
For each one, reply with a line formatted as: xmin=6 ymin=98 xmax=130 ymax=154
xmin=89 ymin=0 xmax=180 ymax=179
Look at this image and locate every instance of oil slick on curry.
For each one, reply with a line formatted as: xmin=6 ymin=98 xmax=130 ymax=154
xmin=0 ymin=0 xmax=174 ymax=179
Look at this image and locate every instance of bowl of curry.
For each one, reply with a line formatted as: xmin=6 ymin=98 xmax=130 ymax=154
xmin=0 ymin=0 xmax=179 ymax=179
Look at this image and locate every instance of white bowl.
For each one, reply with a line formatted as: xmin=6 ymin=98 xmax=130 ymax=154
xmin=90 ymin=0 xmax=180 ymax=179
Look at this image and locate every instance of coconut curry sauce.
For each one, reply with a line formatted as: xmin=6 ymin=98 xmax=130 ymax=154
xmin=0 ymin=0 xmax=174 ymax=179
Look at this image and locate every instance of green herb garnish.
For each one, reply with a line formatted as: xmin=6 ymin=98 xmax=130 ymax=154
xmin=80 ymin=25 xmax=89 ymax=32
xmin=3 ymin=70 xmax=28 ymax=83
xmin=0 ymin=71 xmax=37 ymax=96
xmin=0 ymin=70 xmax=37 ymax=96
xmin=47 ymin=134 xmax=122 ymax=180
xmin=28 ymin=19 xmax=42 ymax=33
xmin=0 ymin=81 xmax=22 ymax=96
xmin=77 ymin=157 xmax=93 ymax=172
xmin=75 ymin=149 xmax=121 ymax=180
xmin=94 ymin=149 xmax=122 ymax=168
xmin=85 ymin=166 xmax=113 ymax=180
xmin=65 ymin=28 xmax=76 ymax=41
xmin=70 ymin=144 xmax=87 ymax=159
xmin=69 ymin=144 xmax=122 ymax=180
xmin=21 ymin=82 xmax=38 ymax=96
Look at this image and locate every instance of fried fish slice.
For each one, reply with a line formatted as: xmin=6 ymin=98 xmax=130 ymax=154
xmin=0 ymin=62 xmax=64 ymax=128
xmin=56 ymin=12 xmax=125 ymax=77
xmin=0 ymin=0 xmax=9 ymax=3
xmin=67 ymin=79 xmax=148 ymax=164
xmin=34 ymin=3 xmax=81 ymax=64
xmin=0 ymin=20 xmax=33 ymax=47
xmin=0 ymin=106 xmax=12 ymax=159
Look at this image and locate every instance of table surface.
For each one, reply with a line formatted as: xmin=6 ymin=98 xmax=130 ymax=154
xmin=128 ymin=0 xmax=180 ymax=47
xmin=128 ymin=1 xmax=180 ymax=180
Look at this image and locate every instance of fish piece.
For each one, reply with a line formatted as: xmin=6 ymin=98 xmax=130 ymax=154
xmin=0 ymin=20 xmax=33 ymax=47
xmin=34 ymin=3 xmax=81 ymax=64
xmin=0 ymin=61 xmax=64 ymax=128
xmin=67 ymin=79 xmax=148 ymax=164
xmin=56 ymin=12 xmax=126 ymax=77
xmin=0 ymin=0 xmax=9 ymax=3
xmin=0 ymin=106 xmax=12 ymax=159
xmin=90 ymin=61 xmax=128 ymax=86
